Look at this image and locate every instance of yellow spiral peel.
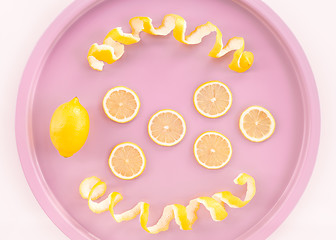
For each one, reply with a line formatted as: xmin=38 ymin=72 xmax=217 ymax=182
xmin=87 ymin=14 xmax=254 ymax=73
xmin=79 ymin=173 xmax=256 ymax=234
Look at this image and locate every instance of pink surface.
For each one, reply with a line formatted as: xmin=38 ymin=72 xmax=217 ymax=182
xmin=15 ymin=0 xmax=320 ymax=240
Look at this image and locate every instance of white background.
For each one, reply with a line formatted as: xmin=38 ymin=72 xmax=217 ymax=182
xmin=0 ymin=0 xmax=335 ymax=239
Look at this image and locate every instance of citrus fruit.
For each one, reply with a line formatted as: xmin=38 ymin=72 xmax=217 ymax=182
xmin=103 ymin=86 xmax=140 ymax=123
xmin=239 ymin=105 xmax=276 ymax=142
xmin=49 ymin=97 xmax=90 ymax=158
xmin=108 ymin=142 xmax=146 ymax=180
xmin=194 ymin=131 xmax=232 ymax=169
xmin=193 ymin=81 xmax=232 ymax=118
xmin=148 ymin=109 xmax=186 ymax=146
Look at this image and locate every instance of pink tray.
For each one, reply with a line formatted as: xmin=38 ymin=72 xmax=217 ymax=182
xmin=16 ymin=0 xmax=320 ymax=239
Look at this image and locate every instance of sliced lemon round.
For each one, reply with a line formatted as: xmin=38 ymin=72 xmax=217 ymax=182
xmin=194 ymin=131 xmax=232 ymax=169
xmin=148 ymin=109 xmax=186 ymax=146
xmin=103 ymin=86 xmax=140 ymax=123
xmin=193 ymin=81 xmax=232 ymax=118
xmin=108 ymin=142 xmax=146 ymax=180
xmin=239 ymin=105 xmax=276 ymax=142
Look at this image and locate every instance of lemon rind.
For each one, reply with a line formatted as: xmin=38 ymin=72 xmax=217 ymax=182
xmin=80 ymin=173 xmax=256 ymax=234
xmin=87 ymin=14 xmax=254 ymax=73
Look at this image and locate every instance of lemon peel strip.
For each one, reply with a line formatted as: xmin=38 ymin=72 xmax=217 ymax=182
xmin=87 ymin=14 xmax=254 ymax=72
xmin=79 ymin=173 xmax=256 ymax=234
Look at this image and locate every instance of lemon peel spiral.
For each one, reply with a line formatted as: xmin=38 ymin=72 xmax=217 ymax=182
xmin=87 ymin=14 xmax=254 ymax=73
xmin=79 ymin=173 xmax=256 ymax=234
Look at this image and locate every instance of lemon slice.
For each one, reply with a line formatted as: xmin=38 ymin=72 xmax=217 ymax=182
xmin=148 ymin=109 xmax=186 ymax=146
xmin=193 ymin=81 xmax=232 ymax=118
xmin=103 ymin=86 xmax=140 ymax=123
xmin=194 ymin=131 xmax=232 ymax=169
xmin=239 ymin=105 xmax=276 ymax=142
xmin=108 ymin=142 xmax=146 ymax=180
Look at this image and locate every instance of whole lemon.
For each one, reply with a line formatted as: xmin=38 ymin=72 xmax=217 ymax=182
xmin=50 ymin=97 xmax=90 ymax=157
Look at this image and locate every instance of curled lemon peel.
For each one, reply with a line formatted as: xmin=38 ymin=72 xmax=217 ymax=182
xmin=87 ymin=14 xmax=254 ymax=73
xmin=79 ymin=173 xmax=256 ymax=234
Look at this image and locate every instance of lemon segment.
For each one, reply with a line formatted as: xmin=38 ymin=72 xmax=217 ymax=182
xmin=79 ymin=173 xmax=256 ymax=234
xmin=194 ymin=131 xmax=232 ymax=169
xmin=103 ymin=86 xmax=140 ymax=123
xmin=239 ymin=105 xmax=276 ymax=142
xmin=87 ymin=14 xmax=253 ymax=72
xmin=108 ymin=142 xmax=146 ymax=180
xmin=148 ymin=109 xmax=186 ymax=146
xmin=194 ymin=81 xmax=232 ymax=118
xmin=49 ymin=97 xmax=90 ymax=157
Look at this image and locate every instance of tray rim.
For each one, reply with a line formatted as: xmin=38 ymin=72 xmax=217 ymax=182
xmin=15 ymin=0 xmax=320 ymax=239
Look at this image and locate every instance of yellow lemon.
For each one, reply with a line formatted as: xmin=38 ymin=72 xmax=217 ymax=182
xmin=50 ymin=97 xmax=90 ymax=157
